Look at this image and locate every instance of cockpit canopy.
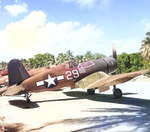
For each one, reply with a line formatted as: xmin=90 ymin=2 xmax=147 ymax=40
xmin=62 ymin=61 xmax=77 ymax=68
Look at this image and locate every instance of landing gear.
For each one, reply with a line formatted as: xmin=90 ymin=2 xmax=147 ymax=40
xmin=25 ymin=94 xmax=32 ymax=103
xmin=113 ymin=85 xmax=122 ymax=99
xmin=87 ymin=89 xmax=95 ymax=95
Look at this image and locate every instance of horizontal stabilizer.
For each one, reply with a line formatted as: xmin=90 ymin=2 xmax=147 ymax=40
xmin=2 ymin=85 xmax=25 ymax=96
xmin=0 ymin=86 xmax=8 ymax=96
xmin=86 ymin=69 xmax=150 ymax=89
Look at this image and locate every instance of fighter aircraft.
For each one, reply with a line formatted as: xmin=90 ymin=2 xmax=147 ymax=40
xmin=1 ymin=44 xmax=150 ymax=103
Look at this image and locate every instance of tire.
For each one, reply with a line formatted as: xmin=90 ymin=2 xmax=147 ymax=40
xmin=87 ymin=89 xmax=95 ymax=95
xmin=113 ymin=88 xmax=122 ymax=99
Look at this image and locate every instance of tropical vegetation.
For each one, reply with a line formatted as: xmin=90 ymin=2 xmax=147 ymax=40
xmin=140 ymin=32 xmax=150 ymax=60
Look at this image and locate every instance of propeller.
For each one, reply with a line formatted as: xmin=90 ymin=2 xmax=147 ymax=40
xmin=113 ymin=43 xmax=117 ymax=60
xmin=112 ymin=43 xmax=117 ymax=75
xmin=112 ymin=43 xmax=118 ymax=94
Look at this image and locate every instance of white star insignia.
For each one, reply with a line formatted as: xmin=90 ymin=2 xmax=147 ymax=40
xmin=36 ymin=75 xmax=64 ymax=87
xmin=44 ymin=75 xmax=56 ymax=87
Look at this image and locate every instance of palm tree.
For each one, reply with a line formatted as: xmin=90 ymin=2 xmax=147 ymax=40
xmin=20 ymin=58 xmax=30 ymax=70
xmin=140 ymin=32 xmax=150 ymax=60
xmin=28 ymin=57 xmax=36 ymax=69
xmin=84 ymin=51 xmax=94 ymax=61
xmin=75 ymin=55 xmax=84 ymax=63
xmin=93 ymin=53 xmax=106 ymax=60
xmin=55 ymin=50 xmax=75 ymax=65
xmin=65 ymin=50 xmax=75 ymax=62
xmin=55 ymin=53 xmax=67 ymax=65
xmin=43 ymin=53 xmax=55 ymax=66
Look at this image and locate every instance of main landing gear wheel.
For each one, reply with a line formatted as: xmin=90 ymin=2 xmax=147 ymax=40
xmin=113 ymin=88 xmax=122 ymax=99
xmin=87 ymin=89 xmax=95 ymax=95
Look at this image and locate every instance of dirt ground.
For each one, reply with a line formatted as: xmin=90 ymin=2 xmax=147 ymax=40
xmin=0 ymin=86 xmax=150 ymax=132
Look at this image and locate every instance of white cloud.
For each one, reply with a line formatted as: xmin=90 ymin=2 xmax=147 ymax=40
xmin=0 ymin=11 xmax=104 ymax=61
xmin=62 ymin=0 xmax=110 ymax=9
xmin=5 ymin=2 xmax=28 ymax=16
xmin=141 ymin=18 xmax=150 ymax=31
xmin=3 ymin=11 xmax=46 ymax=52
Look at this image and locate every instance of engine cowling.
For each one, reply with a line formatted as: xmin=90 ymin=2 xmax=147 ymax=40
xmin=103 ymin=57 xmax=118 ymax=74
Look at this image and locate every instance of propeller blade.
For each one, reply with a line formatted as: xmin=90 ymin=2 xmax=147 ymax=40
xmin=113 ymin=43 xmax=117 ymax=59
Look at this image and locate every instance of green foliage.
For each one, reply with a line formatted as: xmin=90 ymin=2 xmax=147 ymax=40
xmin=129 ymin=53 xmax=144 ymax=71
xmin=84 ymin=51 xmax=94 ymax=61
xmin=116 ymin=52 xmax=150 ymax=74
xmin=55 ymin=50 xmax=75 ymax=65
xmin=28 ymin=53 xmax=55 ymax=69
xmin=74 ymin=52 xmax=106 ymax=64
xmin=1 ymin=49 xmax=150 ymax=73
xmin=93 ymin=53 xmax=106 ymax=60
xmin=74 ymin=55 xmax=85 ymax=64
xmin=116 ymin=53 xmax=131 ymax=74
xmin=20 ymin=58 xmax=30 ymax=70
xmin=55 ymin=50 xmax=106 ymax=65
xmin=0 ymin=62 xmax=8 ymax=70
xmin=143 ymin=32 xmax=150 ymax=45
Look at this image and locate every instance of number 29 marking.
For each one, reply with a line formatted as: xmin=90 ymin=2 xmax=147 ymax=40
xmin=66 ymin=69 xmax=79 ymax=80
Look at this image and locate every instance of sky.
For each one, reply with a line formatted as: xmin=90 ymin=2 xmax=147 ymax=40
xmin=0 ymin=0 xmax=150 ymax=62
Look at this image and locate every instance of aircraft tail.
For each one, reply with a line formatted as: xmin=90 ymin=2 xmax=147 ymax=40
xmin=8 ymin=59 xmax=30 ymax=86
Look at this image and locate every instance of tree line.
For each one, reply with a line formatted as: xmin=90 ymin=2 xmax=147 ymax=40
xmin=0 ymin=51 xmax=106 ymax=70
xmin=0 ymin=51 xmax=150 ymax=74
xmin=0 ymin=31 xmax=150 ymax=75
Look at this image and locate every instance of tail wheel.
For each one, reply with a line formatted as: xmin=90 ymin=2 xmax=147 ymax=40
xmin=27 ymin=98 xmax=31 ymax=103
xmin=25 ymin=94 xmax=32 ymax=103
xmin=87 ymin=89 xmax=95 ymax=95
xmin=113 ymin=88 xmax=122 ymax=99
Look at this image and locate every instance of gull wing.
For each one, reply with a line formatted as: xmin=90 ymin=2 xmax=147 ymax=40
xmin=86 ymin=69 xmax=150 ymax=90
xmin=76 ymin=72 xmax=110 ymax=89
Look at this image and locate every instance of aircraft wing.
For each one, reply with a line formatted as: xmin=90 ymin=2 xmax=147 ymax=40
xmin=86 ymin=69 xmax=150 ymax=90
xmin=76 ymin=72 xmax=110 ymax=89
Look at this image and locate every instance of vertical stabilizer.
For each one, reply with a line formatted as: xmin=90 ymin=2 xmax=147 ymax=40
xmin=8 ymin=59 xmax=30 ymax=86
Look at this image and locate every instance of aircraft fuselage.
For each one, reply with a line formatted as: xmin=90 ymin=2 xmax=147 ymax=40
xmin=21 ymin=57 xmax=117 ymax=93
